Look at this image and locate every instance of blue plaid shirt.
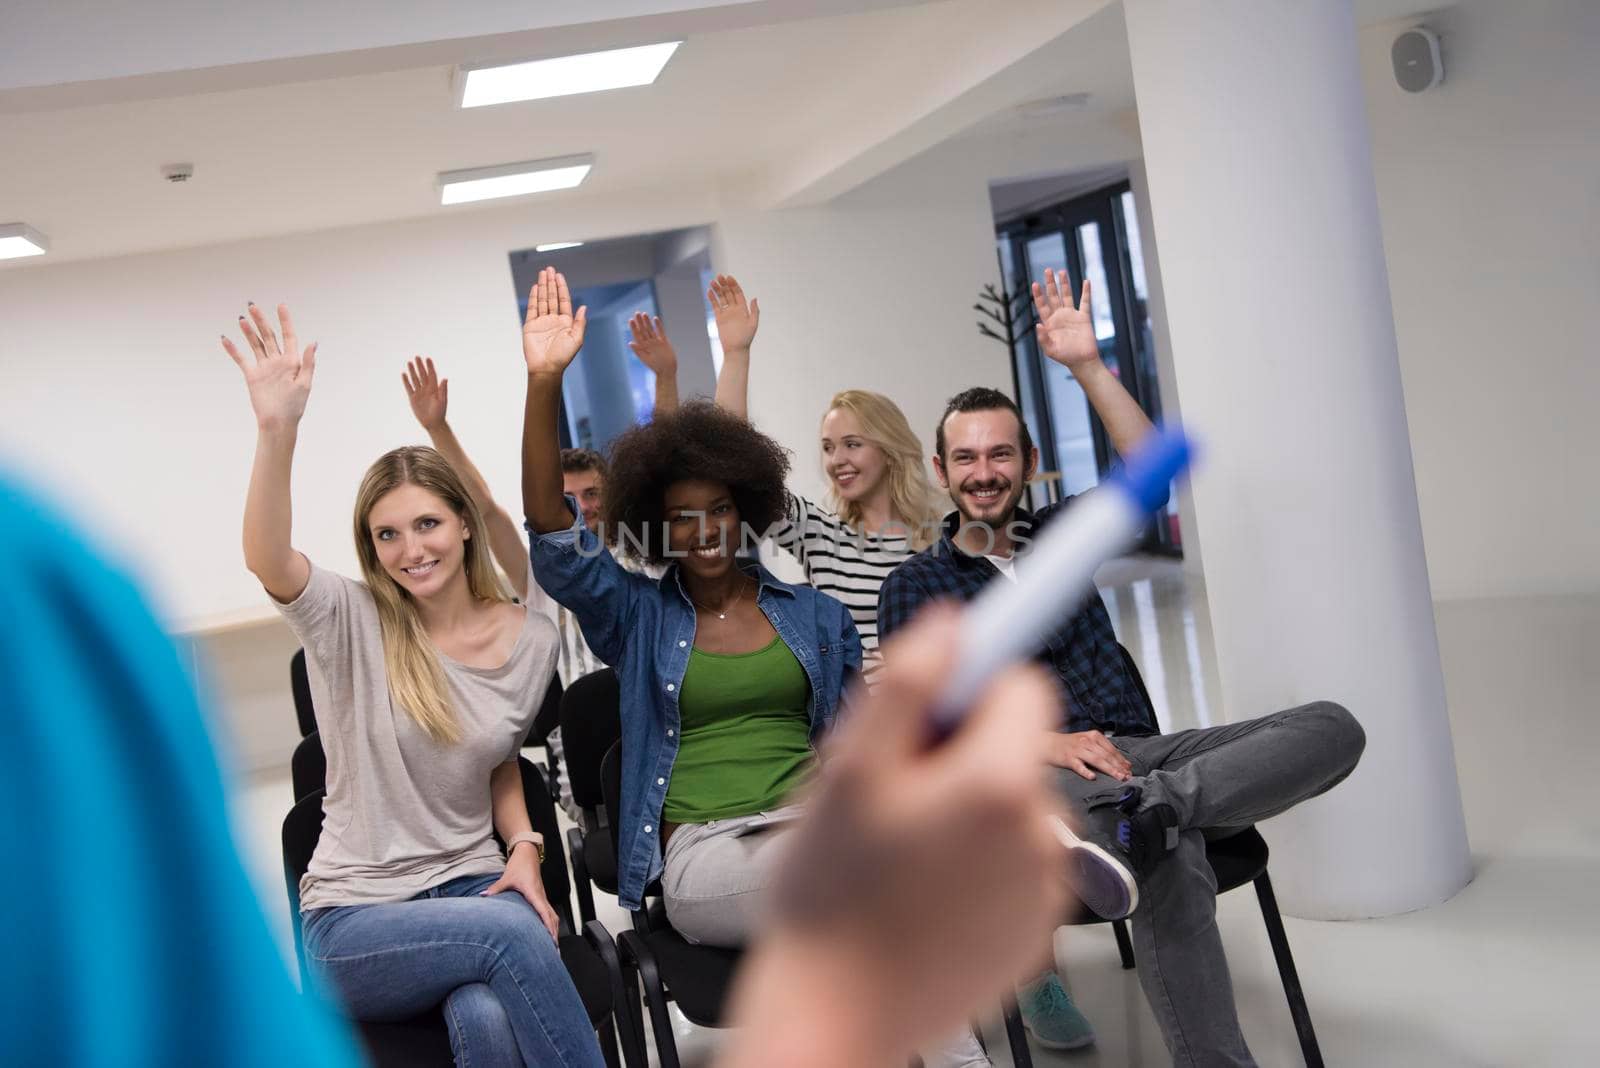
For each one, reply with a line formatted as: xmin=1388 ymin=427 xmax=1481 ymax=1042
xmin=876 ymin=499 xmax=1156 ymax=735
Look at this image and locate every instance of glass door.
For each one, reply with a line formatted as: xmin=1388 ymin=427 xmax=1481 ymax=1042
xmin=998 ymin=181 xmax=1181 ymax=554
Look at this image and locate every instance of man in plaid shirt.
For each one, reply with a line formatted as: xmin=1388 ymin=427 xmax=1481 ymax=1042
xmin=876 ymin=271 xmax=1366 ymax=1067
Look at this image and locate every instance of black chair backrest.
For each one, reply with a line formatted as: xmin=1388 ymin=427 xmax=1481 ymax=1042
xmin=290 ymin=648 xmax=316 ymax=737
xmin=599 ymin=741 xmax=624 ymax=870
xmin=282 ymin=756 xmax=575 ymax=929
xmin=524 ymin=673 xmax=565 ymax=750
xmin=560 ymin=669 xmax=622 ymax=811
xmin=282 ymin=789 xmax=327 ymax=894
xmin=291 ymin=731 xmax=327 ymax=803
xmin=1119 ymin=645 xmax=1161 ymax=733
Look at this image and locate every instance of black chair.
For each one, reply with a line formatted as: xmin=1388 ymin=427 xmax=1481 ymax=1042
xmin=601 ymin=741 xmax=743 ymax=1068
xmin=523 ymin=673 xmax=566 ymax=778
xmin=558 ymin=669 xmax=624 ymax=926
xmin=280 ymin=757 xmax=641 ymax=1068
xmin=290 ymin=648 xmax=316 ymax=737
xmin=1004 ymin=650 xmax=1324 ymax=1068
xmin=290 ymin=731 xmax=326 ymax=803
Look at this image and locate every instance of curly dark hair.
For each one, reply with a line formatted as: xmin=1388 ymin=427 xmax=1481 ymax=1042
xmin=601 ymin=401 xmax=791 ymax=565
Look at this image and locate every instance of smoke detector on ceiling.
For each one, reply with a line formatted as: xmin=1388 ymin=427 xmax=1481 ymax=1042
xmin=1015 ymin=93 xmax=1092 ymax=120
xmin=161 ymin=163 xmax=195 ymax=183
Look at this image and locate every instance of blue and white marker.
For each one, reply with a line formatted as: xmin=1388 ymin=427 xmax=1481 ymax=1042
xmin=930 ymin=424 xmax=1194 ymax=735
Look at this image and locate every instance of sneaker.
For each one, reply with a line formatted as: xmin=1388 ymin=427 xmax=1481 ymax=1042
xmin=1019 ymin=974 xmax=1095 ymax=1051
xmin=1051 ymin=785 xmax=1178 ymax=920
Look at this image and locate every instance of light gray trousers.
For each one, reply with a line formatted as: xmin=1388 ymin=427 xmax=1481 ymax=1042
xmin=660 ymin=806 xmax=803 ymax=947
xmin=661 ymin=805 xmax=990 ymax=1068
xmin=1057 ymin=700 xmax=1366 ymax=1068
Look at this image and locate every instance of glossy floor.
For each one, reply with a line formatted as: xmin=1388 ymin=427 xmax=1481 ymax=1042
xmin=233 ymin=558 xmax=1600 ymax=1067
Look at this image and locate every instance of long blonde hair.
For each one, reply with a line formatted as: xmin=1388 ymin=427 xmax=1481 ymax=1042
xmin=352 ymin=447 xmax=511 ymax=744
xmin=823 ymin=390 xmax=944 ymax=550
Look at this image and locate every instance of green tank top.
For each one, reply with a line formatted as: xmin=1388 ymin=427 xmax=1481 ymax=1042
xmin=662 ymin=636 xmax=815 ymax=824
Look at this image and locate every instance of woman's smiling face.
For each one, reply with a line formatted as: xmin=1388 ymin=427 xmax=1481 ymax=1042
xmin=367 ymin=482 xmax=470 ymax=597
xmin=663 ymin=478 xmax=743 ymax=580
xmin=821 ymin=406 xmax=889 ymax=504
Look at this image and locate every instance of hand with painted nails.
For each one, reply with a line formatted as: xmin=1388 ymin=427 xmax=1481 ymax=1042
xmin=626 ymin=312 xmax=678 ymax=376
xmin=1032 ymin=268 xmax=1102 ymax=372
xmin=521 ymin=267 xmax=588 ymax=377
xmin=402 ymin=356 xmax=449 ymax=433
xmin=221 ymin=303 xmax=318 ymax=432
xmin=707 ymin=274 xmax=760 ymax=353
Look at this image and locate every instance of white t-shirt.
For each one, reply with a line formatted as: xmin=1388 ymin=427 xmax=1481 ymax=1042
xmin=985 ymin=553 xmax=1018 ymax=581
xmin=276 ymin=560 xmax=558 ymax=909
xmin=524 ymin=550 xmax=655 ymax=685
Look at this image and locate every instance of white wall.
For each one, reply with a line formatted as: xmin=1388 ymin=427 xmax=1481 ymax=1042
xmin=714 ymin=140 xmax=1014 ymax=516
xmin=1359 ymin=0 xmax=1600 ymax=599
xmin=0 ymin=142 xmax=1015 ymax=767
xmin=0 ymin=188 xmax=717 ymax=630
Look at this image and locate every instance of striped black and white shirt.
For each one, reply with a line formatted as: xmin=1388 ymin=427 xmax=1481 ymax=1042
xmin=768 ymin=491 xmax=915 ymax=685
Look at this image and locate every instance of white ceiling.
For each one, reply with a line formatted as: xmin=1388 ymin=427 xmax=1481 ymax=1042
xmin=0 ymin=0 xmax=1454 ymax=271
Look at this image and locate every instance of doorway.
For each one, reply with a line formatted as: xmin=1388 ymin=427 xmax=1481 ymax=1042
xmin=997 ymin=182 xmax=1180 ymax=555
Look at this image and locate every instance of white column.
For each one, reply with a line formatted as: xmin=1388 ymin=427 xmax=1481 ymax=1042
xmin=1127 ymin=159 xmax=1203 ymax=585
xmin=1123 ymin=0 xmax=1471 ymax=918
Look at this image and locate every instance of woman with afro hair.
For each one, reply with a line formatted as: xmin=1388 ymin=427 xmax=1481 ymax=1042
xmin=517 ymin=268 xmax=861 ymax=946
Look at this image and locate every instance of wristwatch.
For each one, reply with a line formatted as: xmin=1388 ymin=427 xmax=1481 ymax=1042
xmin=506 ymin=831 xmax=546 ymax=864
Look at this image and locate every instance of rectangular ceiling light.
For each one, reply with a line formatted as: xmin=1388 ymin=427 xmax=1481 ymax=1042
xmin=0 ymin=223 xmax=49 ymax=260
xmin=438 ymin=155 xmax=593 ymax=206
xmin=460 ymin=42 xmax=681 ymax=108
xmin=535 ymin=241 xmax=584 ymax=252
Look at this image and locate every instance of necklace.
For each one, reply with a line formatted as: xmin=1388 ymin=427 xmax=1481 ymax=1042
xmin=690 ymin=576 xmax=752 ymax=620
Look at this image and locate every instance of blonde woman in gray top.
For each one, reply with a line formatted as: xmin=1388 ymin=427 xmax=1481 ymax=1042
xmin=224 ymin=303 xmax=603 ymax=1068
xmin=401 ymin=357 xmax=656 ymax=818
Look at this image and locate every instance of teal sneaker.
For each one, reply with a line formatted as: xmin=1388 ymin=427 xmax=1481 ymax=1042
xmin=1019 ymin=974 xmax=1096 ymax=1051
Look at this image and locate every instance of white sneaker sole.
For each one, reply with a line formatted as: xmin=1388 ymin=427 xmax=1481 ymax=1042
xmin=1051 ymin=815 xmax=1140 ymax=920
xmin=1022 ymin=1016 xmax=1097 ymax=1051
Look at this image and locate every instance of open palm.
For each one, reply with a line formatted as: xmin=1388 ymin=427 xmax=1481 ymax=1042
xmin=403 ymin=356 xmax=448 ymax=431
xmin=221 ymin=303 xmax=318 ymax=431
xmin=1032 ymin=269 xmax=1100 ymax=370
xmin=708 ymin=273 xmax=760 ymax=351
xmin=522 ymin=267 xmax=587 ymax=376
xmin=627 ymin=312 xmax=678 ymax=374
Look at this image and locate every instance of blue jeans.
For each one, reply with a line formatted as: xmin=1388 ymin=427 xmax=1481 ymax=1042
xmin=303 ymin=873 xmax=604 ymax=1068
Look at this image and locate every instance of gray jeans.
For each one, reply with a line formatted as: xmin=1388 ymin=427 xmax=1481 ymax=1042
xmin=1057 ymin=700 xmax=1365 ymax=1068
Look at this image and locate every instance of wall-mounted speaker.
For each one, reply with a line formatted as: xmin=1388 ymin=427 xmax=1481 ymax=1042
xmin=1393 ymin=27 xmax=1443 ymax=93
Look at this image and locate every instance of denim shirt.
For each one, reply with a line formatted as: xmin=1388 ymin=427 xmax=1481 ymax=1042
xmin=528 ymin=499 xmax=862 ymax=910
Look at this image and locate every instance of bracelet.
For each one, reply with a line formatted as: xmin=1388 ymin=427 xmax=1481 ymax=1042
xmin=506 ymin=831 xmax=546 ymax=865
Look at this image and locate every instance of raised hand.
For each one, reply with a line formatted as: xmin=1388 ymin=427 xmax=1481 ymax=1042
xmin=627 ymin=312 xmax=678 ymax=376
xmin=521 ymin=267 xmax=587 ymax=376
xmin=221 ymin=302 xmax=318 ymax=432
xmin=402 ymin=356 xmax=448 ymax=432
xmin=1032 ymin=268 xmax=1101 ymax=371
xmin=708 ymin=273 xmax=760 ymax=353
